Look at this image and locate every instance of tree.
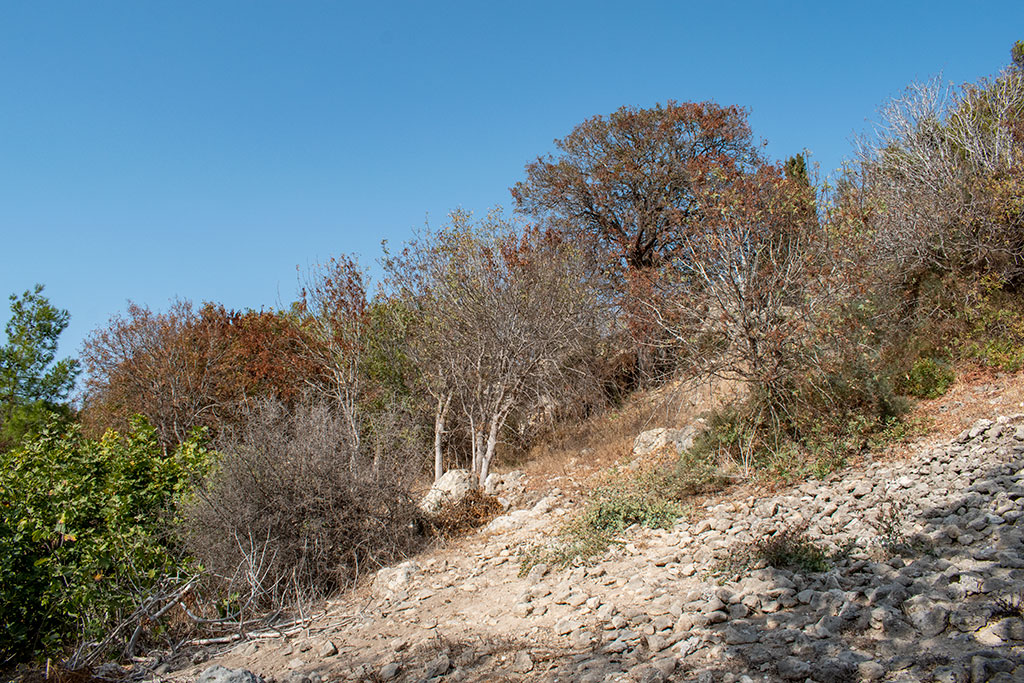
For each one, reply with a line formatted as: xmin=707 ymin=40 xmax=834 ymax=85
xmin=640 ymin=161 xmax=835 ymax=424
xmin=81 ymin=301 xmax=319 ymax=447
xmin=81 ymin=300 xmax=234 ymax=447
xmin=846 ymin=68 xmax=1024 ymax=291
xmin=295 ymin=255 xmax=371 ymax=451
xmin=383 ymin=209 xmax=602 ymax=485
xmin=511 ymin=100 xmax=763 ymax=273
xmin=0 ymin=285 xmax=79 ymax=449
xmin=1012 ymin=40 xmax=1024 ymax=70
xmin=784 ymin=153 xmax=810 ymax=187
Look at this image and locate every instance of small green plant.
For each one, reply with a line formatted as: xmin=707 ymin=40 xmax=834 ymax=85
xmin=901 ymin=357 xmax=955 ymax=398
xmin=519 ymin=482 xmax=682 ymax=574
xmin=750 ymin=524 xmax=831 ymax=573
xmin=579 ymin=484 xmax=682 ymax=535
xmin=868 ymin=496 xmax=908 ymax=551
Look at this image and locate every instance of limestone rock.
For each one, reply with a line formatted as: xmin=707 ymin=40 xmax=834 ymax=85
xmin=197 ymin=666 xmax=265 ymax=683
xmin=632 ymin=421 xmax=704 ymax=457
xmin=420 ymin=469 xmax=476 ymax=513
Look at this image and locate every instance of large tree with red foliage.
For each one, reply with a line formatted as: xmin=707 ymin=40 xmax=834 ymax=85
xmin=511 ymin=100 xmax=763 ymax=273
xmin=81 ymin=301 xmax=316 ymax=446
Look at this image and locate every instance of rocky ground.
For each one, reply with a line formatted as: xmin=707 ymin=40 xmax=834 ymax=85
xmin=167 ymin=409 xmax=1024 ymax=683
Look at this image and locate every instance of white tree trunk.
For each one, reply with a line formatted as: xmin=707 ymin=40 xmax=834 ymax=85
xmin=433 ymin=393 xmax=451 ymax=482
xmin=478 ymin=411 xmax=503 ymax=486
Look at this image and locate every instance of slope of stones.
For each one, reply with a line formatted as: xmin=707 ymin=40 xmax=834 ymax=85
xmin=179 ymin=415 xmax=1024 ymax=683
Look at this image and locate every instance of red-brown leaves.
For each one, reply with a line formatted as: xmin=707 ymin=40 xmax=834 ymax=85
xmin=513 ymin=100 xmax=763 ymax=273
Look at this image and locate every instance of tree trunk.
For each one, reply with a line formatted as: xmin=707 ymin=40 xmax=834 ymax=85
xmin=478 ymin=412 xmax=503 ymax=487
xmin=433 ymin=393 xmax=451 ymax=482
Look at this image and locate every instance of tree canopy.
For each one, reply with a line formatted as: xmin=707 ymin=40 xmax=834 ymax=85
xmin=0 ymin=285 xmax=79 ymax=449
xmin=511 ymin=100 xmax=763 ymax=272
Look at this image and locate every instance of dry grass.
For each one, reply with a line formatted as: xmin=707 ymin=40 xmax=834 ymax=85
xmin=515 ymin=376 xmax=744 ymax=497
xmin=909 ymin=364 xmax=1024 ymax=439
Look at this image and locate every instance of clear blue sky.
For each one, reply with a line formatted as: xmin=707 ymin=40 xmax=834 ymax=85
xmin=1 ymin=1 xmax=1022 ymax=370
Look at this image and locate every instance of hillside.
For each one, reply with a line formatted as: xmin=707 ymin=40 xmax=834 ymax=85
xmin=140 ymin=371 xmax=1024 ymax=683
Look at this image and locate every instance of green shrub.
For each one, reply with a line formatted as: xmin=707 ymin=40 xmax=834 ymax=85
xmin=0 ymin=418 xmax=210 ymax=661
xmin=520 ymin=481 xmax=682 ymax=573
xmin=752 ymin=525 xmax=831 ymax=573
xmin=901 ymin=357 xmax=955 ymax=398
xmin=579 ymin=484 xmax=682 ymax=536
xmin=959 ymin=277 xmax=1024 ymax=371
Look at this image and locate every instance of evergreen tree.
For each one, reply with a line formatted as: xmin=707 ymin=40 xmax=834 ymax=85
xmin=0 ymin=285 xmax=79 ymax=449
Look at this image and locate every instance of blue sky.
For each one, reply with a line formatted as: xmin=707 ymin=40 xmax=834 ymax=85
xmin=1 ymin=1 xmax=1022 ymax=367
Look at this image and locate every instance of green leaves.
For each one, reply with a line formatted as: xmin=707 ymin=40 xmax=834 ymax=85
xmin=0 ymin=285 xmax=79 ymax=407
xmin=0 ymin=418 xmax=211 ymax=660
xmin=0 ymin=285 xmax=79 ymax=451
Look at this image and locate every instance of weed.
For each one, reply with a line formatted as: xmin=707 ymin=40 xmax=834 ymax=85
xmin=867 ymin=496 xmax=908 ymax=552
xmin=752 ymin=525 xmax=831 ymax=573
xmin=992 ymin=592 xmax=1024 ymax=619
xmin=519 ymin=483 xmax=682 ymax=574
xmin=712 ymin=522 xmax=835 ymax=578
xmin=901 ymin=357 xmax=956 ymax=398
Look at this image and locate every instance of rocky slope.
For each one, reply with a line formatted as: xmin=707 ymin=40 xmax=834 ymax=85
xmin=174 ymin=414 xmax=1024 ymax=683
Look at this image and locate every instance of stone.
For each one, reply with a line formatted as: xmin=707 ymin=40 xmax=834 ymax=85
xmin=283 ymin=673 xmax=320 ymax=683
xmin=526 ymin=562 xmax=549 ymax=583
xmin=632 ymin=422 xmax=703 ymax=456
xmin=902 ymin=595 xmax=948 ymax=637
xmin=373 ymin=560 xmax=419 ymax=596
xmin=776 ymin=657 xmax=812 ymax=680
xmin=511 ymin=652 xmax=534 ymax=673
xmin=420 ymin=469 xmax=476 ymax=513
xmin=378 ymin=663 xmax=401 ymax=681
xmin=483 ymin=469 xmax=526 ymax=496
xmin=971 ymin=655 xmax=1014 ymax=683
xmin=857 ymin=661 xmax=886 ymax=681
xmin=723 ymin=625 xmax=759 ymax=644
xmin=317 ymin=640 xmax=338 ymax=658
xmin=976 ymin=617 xmax=1024 ymax=646
xmin=423 ymin=654 xmax=450 ymax=678
xmin=196 ymin=666 xmax=265 ymax=683
xmin=555 ymin=619 xmax=577 ymax=635
xmin=646 ymin=634 xmax=668 ymax=652
xmin=629 ymin=663 xmax=666 ymax=683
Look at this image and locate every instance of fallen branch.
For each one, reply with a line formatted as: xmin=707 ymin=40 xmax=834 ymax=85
xmin=186 ymin=613 xmax=325 ymax=647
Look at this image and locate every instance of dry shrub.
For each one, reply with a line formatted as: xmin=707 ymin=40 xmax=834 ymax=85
xmin=180 ymin=397 xmax=425 ymax=613
xmin=427 ymin=489 xmax=503 ymax=538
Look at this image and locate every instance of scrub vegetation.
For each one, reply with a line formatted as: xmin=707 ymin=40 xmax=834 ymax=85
xmin=2 ymin=43 xmax=1023 ymax=670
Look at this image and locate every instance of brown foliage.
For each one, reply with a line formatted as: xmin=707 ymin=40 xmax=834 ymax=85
xmin=512 ymin=100 xmax=763 ymax=273
xmin=181 ymin=397 xmax=424 ymax=612
xmin=80 ymin=301 xmax=316 ymax=446
xmin=426 ymin=489 xmax=503 ymax=538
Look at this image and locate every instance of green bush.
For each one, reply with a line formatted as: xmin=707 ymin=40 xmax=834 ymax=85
xmin=901 ymin=357 xmax=955 ymax=398
xmin=718 ymin=524 xmax=832 ymax=576
xmin=579 ymin=484 xmax=682 ymax=536
xmin=0 ymin=418 xmax=210 ymax=661
xmin=752 ymin=525 xmax=831 ymax=573
xmin=959 ymin=278 xmax=1024 ymax=371
xmin=520 ymin=481 xmax=682 ymax=573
